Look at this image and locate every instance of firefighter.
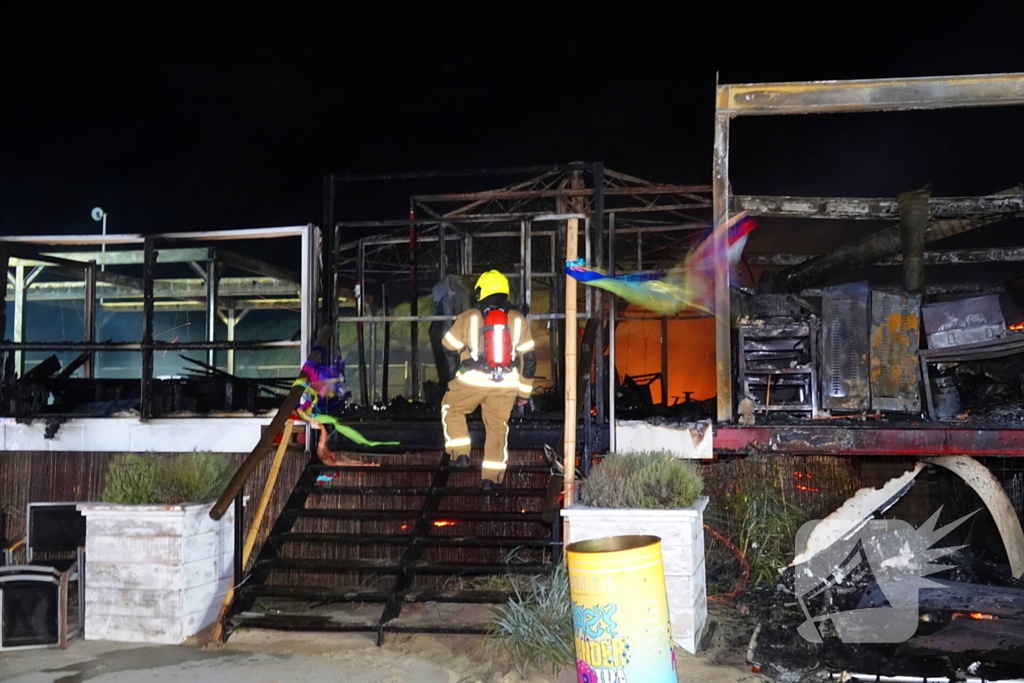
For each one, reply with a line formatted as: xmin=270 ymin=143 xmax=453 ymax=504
xmin=440 ymin=270 xmax=537 ymax=489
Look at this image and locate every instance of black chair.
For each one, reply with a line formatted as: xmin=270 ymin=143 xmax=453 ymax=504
xmin=25 ymin=503 xmax=86 ymax=571
xmin=0 ymin=503 xmax=85 ymax=650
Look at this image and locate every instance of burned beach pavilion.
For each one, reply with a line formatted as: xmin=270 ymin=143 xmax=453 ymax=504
xmin=2 ymin=73 xmax=1024 ymax=675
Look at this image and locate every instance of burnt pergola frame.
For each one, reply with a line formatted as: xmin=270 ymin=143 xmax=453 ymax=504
xmin=713 ymin=72 xmax=1024 ymax=422
xmin=0 ymin=225 xmax=319 ymax=420
xmin=322 ymin=165 xmax=713 ymax=458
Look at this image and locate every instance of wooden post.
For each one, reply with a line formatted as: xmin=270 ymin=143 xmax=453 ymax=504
xmin=713 ymin=109 xmax=734 ymax=422
xmin=83 ymin=261 xmax=97 ymax=378
xmin=58 ymin=570 xmax=69 ymax=649
xmin=219 ymin=308 xmax=250 ymax=375
xmin=562 ymin=217 xmax=579 ymax=542
xmin=13 ymin=263 xmax=24 ymax=376
xmin=206 ymin=254 xmax=219 ymax=368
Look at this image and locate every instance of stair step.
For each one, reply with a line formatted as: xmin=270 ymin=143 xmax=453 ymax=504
xmin=258 ymin=558 xmax=401 ymax=572
xmin=258 ymin=558 xmax=551 ymax=576
xmin=231 ymin=612 xmax=489 ymax=636
xmin=242 ymin=586 xmax=392 ymax=601
xmin=233 ymin=613 xmax=378 ymax=631
xmin=301 ymin=486 xmax=549 ymax=497
xmin=285 ymin=509 xmax=548 ymax=523
xmin=308 ymin=464 xmax=550 ymax=474
xmin=274 ymin=532 xmax=554 ymax=548
xmin=426 ymin=511 xmax=547 ymax=523
xmin=242 ymin=585 xmax=513 ymax=604
xmin=408 ymin=561 xmax=552 ymax=575
xmin=273 ymin=532 xmax=413 ymax=545
xmin=285 ymin=509 xmax=420 ymax=520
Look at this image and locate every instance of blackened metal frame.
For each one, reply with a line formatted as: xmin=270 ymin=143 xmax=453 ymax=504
xmin=713 ymin=72 xmax=1024 ymax=422
xmin=323 ymin=165 xmax=714 ymax=464
xmin=0 ymin=225 xmax=319 ymax=423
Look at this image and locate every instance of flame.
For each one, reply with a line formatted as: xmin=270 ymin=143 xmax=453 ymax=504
xmin=433 ymin=520 xmax=457 ymax=527
xmin=1010 ymin=322 xmax=1024 ymax=331
xmin=400 ymin=524 xmax=410 ymax=530
xmin=952 ymin=611 xmax=996 ymax=620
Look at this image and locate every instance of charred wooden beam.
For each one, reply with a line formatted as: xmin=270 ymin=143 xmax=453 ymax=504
xmin=23 ymin=247 xmax=212 ymax=266
xmin=799 ymin=281 xmax=1008 ymax=297
xmin=8 ymin=247 xmax=144 ymax=291
xmin=718 ymin=72 xmax=1024 ymax=115
xmin=414 ymin=184 xmax=711 ymax=202
xmin=10 ymin=277 xmax=298 ymax=302
xmin=712 ymin=110 xmax=733 ymax=422
xmin=333 ymin=162 xmax=592 ymax=183
xmin=0 ymin=340 xmax=299 ymax=351
xmin=57 ymin=351 xmax=93 ymax=379
xmin=606 ymin=203 xmax=710 ymax=213
xmin=216 ymin=250 xmax=300 ymax=285
xmin=777 ymin=214 xmax=1008 ymax=292
xmin=899 ymin=617 xmax=1024 ymax=667
xmin=749 ymin=247 xmax=1024 ymax=267
xmin=20 ymin=355 xmax=61 ymax=380
xmin=732 ymin=191 xmax=1024 ymax=219
xmin=899 ymin=188 xmax=929 ymax=293
xmin=82 ymin=261 xmax=96 ymax=378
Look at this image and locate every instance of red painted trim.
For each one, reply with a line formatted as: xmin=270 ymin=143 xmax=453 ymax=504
xmin=714 ymin=426 xmax=1024 ymax=456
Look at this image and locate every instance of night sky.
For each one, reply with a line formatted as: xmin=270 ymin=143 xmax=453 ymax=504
xmin=4 ymin=6 xmax=1024 ymax=243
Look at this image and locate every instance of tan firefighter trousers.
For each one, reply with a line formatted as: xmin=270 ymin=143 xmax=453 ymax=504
xmin=441 ymin=383 xmax=518 ymax=484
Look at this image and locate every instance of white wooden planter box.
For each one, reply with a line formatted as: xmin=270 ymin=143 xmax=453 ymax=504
xmin=77 ymin=502 xmax=235 ymax=644
xmin=561 ymin=497 xmax=708 ymax=654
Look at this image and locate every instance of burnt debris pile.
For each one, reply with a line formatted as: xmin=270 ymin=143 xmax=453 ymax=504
xmin=748 ymin=461 xmax=1024 ymax=681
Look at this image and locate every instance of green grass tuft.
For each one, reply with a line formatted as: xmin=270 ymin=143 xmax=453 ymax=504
xmin=103 ymin=452 xmax=231 ymax=505
xmin=724 ymin=459 xmax=808 ymax=586
xmin=485 ymin=562 xmax=574 ymax=677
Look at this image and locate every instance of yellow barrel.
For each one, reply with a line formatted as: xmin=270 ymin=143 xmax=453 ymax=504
xmin=566 ymin=535 xmax=676 ymax=683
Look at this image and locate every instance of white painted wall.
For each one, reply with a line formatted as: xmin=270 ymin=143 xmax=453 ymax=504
xmin=614 ymin=420 xmax=713 ymax=459
xmin=562 ymin=498 xmax=709 ymax=654
xmin=4 ymin=417 xmax=272 ymax=453
xmin=78 ymin=502 xmax=235 ymax=644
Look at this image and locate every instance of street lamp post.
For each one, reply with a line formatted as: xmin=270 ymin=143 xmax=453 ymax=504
xmin=91 ymin=207 xmax=107 ymax=270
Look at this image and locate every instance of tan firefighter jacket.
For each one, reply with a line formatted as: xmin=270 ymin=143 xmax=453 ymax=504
xmin=441 ymin=306 xmax=537 ymax=398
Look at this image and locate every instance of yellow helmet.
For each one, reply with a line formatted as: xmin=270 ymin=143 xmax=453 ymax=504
xmin=475 ymin=270 xmax=510 ymax=301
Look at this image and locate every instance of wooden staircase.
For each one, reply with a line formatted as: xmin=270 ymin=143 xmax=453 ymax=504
xmin=229 ymin=450 xmax=561 ymax=644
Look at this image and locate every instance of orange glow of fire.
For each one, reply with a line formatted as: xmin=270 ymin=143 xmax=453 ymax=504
xmin=400 ymin=524 xmax=410 ymax=530
xmin=1010 ymin=322 xmax=1024 ymax=331
xmin=793 ymin=471 xmax=820 ymax=492
xmin=952 ymin=612 xmax=996 ymax=620
xmin=433 ymin=520 xmax=457 ymax=527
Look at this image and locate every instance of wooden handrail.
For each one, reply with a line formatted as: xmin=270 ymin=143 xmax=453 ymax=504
xmin=209 ymin=327 xmax=330 ymax=520
xmin=208 ymin=418 xmax=297 ymax=643
xmin=241 ymin=419 xmax=295 ymax=566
